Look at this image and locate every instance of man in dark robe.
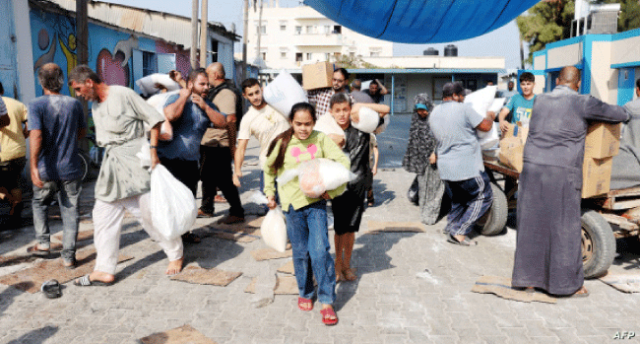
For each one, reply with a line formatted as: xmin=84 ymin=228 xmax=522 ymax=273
xmin=512 ymin=66 xmax=629 ymax=296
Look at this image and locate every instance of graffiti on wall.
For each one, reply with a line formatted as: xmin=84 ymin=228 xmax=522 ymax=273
xmin=31 ymin=8 xmax=193 ymax=97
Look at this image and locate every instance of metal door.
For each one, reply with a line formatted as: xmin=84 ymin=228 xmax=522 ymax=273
xmin=0 ymin=1 xmax=19 ymax=99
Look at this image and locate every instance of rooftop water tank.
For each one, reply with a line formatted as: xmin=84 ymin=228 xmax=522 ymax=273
xmin=444 ymin=44 xmax=458 ymax=57
xmin=423 ymin=47 xmax=438 ymax=56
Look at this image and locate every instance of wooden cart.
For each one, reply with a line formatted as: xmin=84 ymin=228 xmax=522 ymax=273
xmin=483 ymin=157 xmax=640 ymax=278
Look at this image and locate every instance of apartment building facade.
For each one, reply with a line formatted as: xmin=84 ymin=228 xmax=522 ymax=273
xmin=246 ymin=0 xmax=393 ymax=69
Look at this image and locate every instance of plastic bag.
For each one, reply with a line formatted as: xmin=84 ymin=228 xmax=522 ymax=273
xmin=277 ymin=158 xmax=355 ymax=198
xmin=407 ymin=176 xmax=419 ymax=205
xmin=351 ymin=106 xmax=381 ymax=133
xmin=464 ymin=86 xmax=500 ymax=151
xmin=137 ymin=139 xmax=151 ymax=170
xmin=263 ymin=71 xmax=308 ymax=118
xmin=374 ymin=114 xmax=390 ymax=135
xmin=150 ymin=165 xmax=198 ymax=240
xmin=464 ymin=86 xmax=497 ymax=115
xmin=136 ymin=74 xmax=180 ymax=97
xmin=261 ymin=206 xmax=287 ymax=252
xmin=147 ymin=91 xmax=177 ymax=141
xmin=314 ymin=113 xmax=345 ymax=138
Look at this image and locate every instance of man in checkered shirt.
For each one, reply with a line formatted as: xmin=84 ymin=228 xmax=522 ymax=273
xmin=307 ymin=67 xmax=354 ymax=117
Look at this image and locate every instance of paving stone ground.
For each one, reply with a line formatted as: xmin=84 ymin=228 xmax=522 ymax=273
xmin=2 ymin=128 xmax=640 ymax=344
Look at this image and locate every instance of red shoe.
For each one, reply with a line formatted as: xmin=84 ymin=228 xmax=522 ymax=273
xmin=214 ymin=195 xmax=227 ymax=203
xmin=298 ymin=297 xmax=313 ymax=311
xmin=320 ymin=306 xmax=338 ymax=326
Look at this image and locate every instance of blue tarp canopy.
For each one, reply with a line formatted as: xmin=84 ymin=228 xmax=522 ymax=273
xmin=304 ymin=0 xmax=540 ymax=43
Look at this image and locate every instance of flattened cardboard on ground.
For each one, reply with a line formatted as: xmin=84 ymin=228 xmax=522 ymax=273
xmin=0 ymin=248 xmax=133 ymax=293
xmin=52 ymin=230 xmax=94 ymax=243
xmin=250 ymin=248 xmax=292 ymax=261
xmin=197 ymin=217 xmax=262 ymax=243
xmin=471 ymin=276 xmax=557 ymax=304
xmin=245 ymin=275 xmax=298 ymax=295
xmin=170 ymin=265 xmax=242 ymax=287
xmin=207 ymin=228 xmax=261 ymax=243
xmin=277 ymin=260 xmax=295 ymax=275
xmin=599 ymin=272 xmax=640 ymax=293
xmin=139 ymin=324 xmax=217 ymax=344
xmin=365 ymin=221 xmax=425 ymax=234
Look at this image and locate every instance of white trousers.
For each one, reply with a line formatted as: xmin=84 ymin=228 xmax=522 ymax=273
xmin=92 ymin=192 xmax=184 ymax=274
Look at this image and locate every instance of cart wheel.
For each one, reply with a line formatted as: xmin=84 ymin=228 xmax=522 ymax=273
xmin=581 ymin=210 xmax=616 ymax=279
xmin=478 ymin=183 xmax=508 ymax=236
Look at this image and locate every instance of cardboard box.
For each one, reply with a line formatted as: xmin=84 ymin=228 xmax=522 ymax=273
xmin=302 ymin=62 xmax=333 ymax=90
xmin=498 ymin=123 xmax=528 ymax=172
xmin=584 ymin=122 xmax=621 ymax=159
xmin=582 ymin=157 xmax=613 ymax=198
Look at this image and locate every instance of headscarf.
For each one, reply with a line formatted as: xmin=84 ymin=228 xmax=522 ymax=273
xmin=402 ymin=93 xmax=437 ymax=174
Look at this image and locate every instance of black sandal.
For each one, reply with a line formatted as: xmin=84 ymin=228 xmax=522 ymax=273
xmin=41 ymin=280 xmax=62 ymax=299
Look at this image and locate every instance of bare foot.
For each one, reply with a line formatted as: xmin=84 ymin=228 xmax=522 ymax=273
xmin=90 ymin=271 xmax=115 ymax=284
xmin=166 ymin=257 xmax=184 ymax=275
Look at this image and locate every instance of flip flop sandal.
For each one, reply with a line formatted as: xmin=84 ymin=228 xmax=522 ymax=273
xmin=446 ymin=234 xmax=477 ymax=246
xmin=181 ymin=232 xmax=201 ymax=244
xmin=27 ymin=244 xmax=50 ymax=256
xmin=320 ymin=307 xmax=338 ymax=326
xmin=570 ymin=287 xmax=589 ymax=298
xmin=41 ymin=279 xmax=62 ymax=299
xmin=73 ymin=274 xmax=113 ymax=287
xmin=342 ymin=268 xmax=357 ymax=281
xmin=298 ymin=297 xmax=314 ymax=311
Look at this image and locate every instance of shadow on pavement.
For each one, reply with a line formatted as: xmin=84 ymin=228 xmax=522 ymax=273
xmin=334 ymin=231 xmax=417 ymax=311
xmin=186 ymin=235 xmax=245 ymax=269
xmin=370 ymin=179 xmax=395 ymax=206
xmin=0 ymin=282 xmax=32 ymax=317
xmin=6 ymin=325 xmax=58 ymax=344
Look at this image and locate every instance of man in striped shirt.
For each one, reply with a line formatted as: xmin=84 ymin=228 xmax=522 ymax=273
xmin=429 ymin=82 xmax=494 ymax=246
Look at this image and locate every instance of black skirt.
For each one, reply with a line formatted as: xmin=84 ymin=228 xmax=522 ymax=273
xmin=332 ymin=188 xmax=365 ymax=235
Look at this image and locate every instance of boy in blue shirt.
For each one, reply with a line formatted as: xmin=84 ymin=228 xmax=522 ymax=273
xmin=498 ymin=72 xmax=536 ymax=133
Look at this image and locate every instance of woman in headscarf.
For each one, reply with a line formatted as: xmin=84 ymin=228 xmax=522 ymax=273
xmin=402 ymin=93 xmax=445 ymax=225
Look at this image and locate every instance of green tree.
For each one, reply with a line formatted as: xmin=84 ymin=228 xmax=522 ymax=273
xmin=518 ymin=0 xmax=640 ymax=65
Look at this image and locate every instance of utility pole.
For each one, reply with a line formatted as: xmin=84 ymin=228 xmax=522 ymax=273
xmin=256 ymin=0 xmax=263 ymax=61
xmin=242 ymin=0 xmax=249 ymax=81
xmin=76 ymin=0 xmax=89 ymax=150
xmin=76 ymin=0 xmax=88 ymax=66
xmin=190 ymin=0 xmax=199 ymax=69
xmin=200 ymin=0 xmax=208 ymax=68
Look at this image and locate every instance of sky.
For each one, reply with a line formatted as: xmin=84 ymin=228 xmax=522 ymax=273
xmin=99 ymin=0 xmax=528 ymax=70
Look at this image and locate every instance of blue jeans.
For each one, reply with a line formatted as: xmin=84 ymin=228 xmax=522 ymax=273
xmin=285 ymin=201 xmax=336 ymax=305
xmin=32 ymin=179 xmax=82 ymax=260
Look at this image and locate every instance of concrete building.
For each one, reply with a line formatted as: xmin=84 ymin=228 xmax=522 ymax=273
xmin=531 ymin=27 xmax=640 ymax=105
xmin=245 ymin=0 xmax=393 ymax=69
xmin=262 ymin=54 xmax=505 ymax=114
xmin=0 ymin=0 xmax=239 ymax=105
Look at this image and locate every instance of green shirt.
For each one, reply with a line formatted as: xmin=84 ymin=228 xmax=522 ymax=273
xmin=264 ymin=131 xmax=350 ymax=211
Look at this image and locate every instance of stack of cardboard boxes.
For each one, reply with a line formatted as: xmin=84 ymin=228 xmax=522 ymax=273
xmin=498 ymin=122 xmax=621 ymax=198
xmin=582 ymin=123 xmax=621 ymax=198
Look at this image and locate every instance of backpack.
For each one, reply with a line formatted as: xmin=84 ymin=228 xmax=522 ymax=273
xmin=206 ymin=80 xmax=244 ymax=130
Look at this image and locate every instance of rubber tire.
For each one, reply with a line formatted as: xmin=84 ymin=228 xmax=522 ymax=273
xmin=581 ymin=210 xmax=616 ymax=279
xmin=78 ymin=152 xmax=89 ymax=182
xmin=479 ymin=183 xmax=508 ymax=236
